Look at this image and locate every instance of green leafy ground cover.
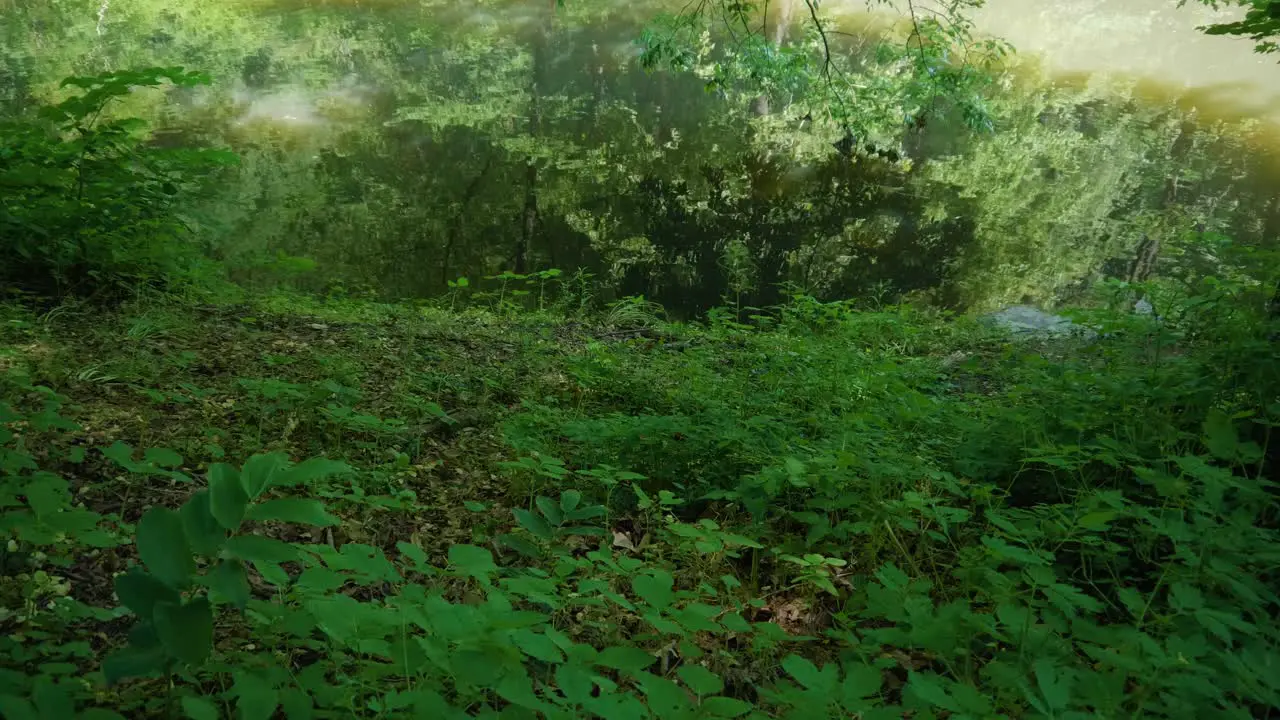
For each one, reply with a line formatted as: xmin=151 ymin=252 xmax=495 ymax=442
xmin=1 ymin=277 xmax=1277 ymax=718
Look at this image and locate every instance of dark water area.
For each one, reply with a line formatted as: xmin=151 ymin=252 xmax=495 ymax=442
xmin=2 ymin=0 xmax=1278 ymax=315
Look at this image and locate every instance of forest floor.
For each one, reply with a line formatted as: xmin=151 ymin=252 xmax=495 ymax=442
xmin=1 ymin=290 xmax=1275 ymax=718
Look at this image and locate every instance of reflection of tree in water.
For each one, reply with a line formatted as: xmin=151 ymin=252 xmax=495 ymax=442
xmin=1 ymin=0 xmax=1276 ymax=312
xmin=598 ymin=154 xmax=974 ymax=314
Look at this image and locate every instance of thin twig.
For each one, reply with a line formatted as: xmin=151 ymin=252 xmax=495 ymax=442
xmin=905 ymin=0 xmax=930 ymax=68
xmin=803 ymin=0 xmax=833 ymax=80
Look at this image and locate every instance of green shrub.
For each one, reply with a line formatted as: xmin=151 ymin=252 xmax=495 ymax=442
xmin=0 ymin=68 xmax=236 ymax=298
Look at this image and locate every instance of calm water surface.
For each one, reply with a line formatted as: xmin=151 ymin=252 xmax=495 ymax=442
xmin=2 ymin=0 xmax=1276 ymax=309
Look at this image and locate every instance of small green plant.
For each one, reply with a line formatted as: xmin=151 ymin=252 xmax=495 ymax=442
xmin=483 ymin=271 xmax=525 ymax=312
xmin=605 ymin=295 xmax=665 ymax=328
xmin=561 ymin=268 xmax=597 ymax=315
xmin=778 ymin=553 xmax=847 ymax=597
xmin=445 ymin=275 xmax=470 ymax=310
xmin=719 ymin=236 xmax=757 ymax=322
xmin=320 ymin=404 xmax=407 ymax=439
xmin=502 ymin=489 xmax=608 ymax=557
xmin=104 ymin=452 xmax=350 ymax=684
xmin=477 ymin=269 xmax=567 ymax=313
xmin=99 ymin=440 xmax=191 ymax=483
xmin=499 ymin=452 xmax=570 ymax=499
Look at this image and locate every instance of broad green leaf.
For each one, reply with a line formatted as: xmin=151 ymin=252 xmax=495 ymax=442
xmin=0 ymin=696 xmax=36 ymax=720
xmin=154 ymin=598 xmax=213 ymax=667
xmin=841 ymin=663 xmax=883 ymax=703
xmin=396 ymin=541 xmax=435 ymax=573
xmin=905 ymin=671 xmax=962 ymax=712
xmin=180 ymin=491 xmax=226 ymax=556
xmin=209 ymin=558 xmax=251 ymax=609
xmin=595 ymin=646 xmax=656 ymax=674
xmin=102 ymin=644 xmax=167 ymax=685
xmin=560 ymin=489 xmax=582 ymax=513
xmin=568 ymin=504 xmax=607 ymax=522
xmin=144 ymin=447 xmax=183 ymax=468
xmin=275 ymin=457 xmax=352 ymax=487
xmin=180 ymin=696 xmax=219 ymax=720
xmin=981 ymin=536 xmax=1049 ymax=566
xmin=1076 ymin=510 xmax=1119 ymax=531
xmin=677 ymin=664 xmax=723 ymax=695
xmin=1194 ymin=608 xmax=1253 ymax=644
xmin=32 ymin=677 xmax=73 ymax=719
xmin=129 ymin=621 xmax=161 ymax=649
xmin=391 ymin=688 xmax=448 ymax=717
xmin=450 ymin=647 xmax=505 ymax=689
xmin=555 ymin=663 xmax=596 ymax=705
xmin=784 ymin=456 xmax=808 ymax=487
xmin=676 ymin=603 xmax=723 ymax=632
xmin=233 ymin=672 xmax=278 ymax=720
xmin=246 ymin=498 xmax=339 ymax=526
xmin=585 ymin=693 xmax=648 ymax=720
xmin=1117 ymin=587 xmax=1146 ymax=618
xmin=497 ymin=671 xmax=551 ymax=713
xmin=101 ymin=441 xmax=140 ymax=472
xmin=1202 ymin=409 xmax=1239 ymax=460
xmin=511 ymin=628 xmax=564 ymax=663
xmin=1033 ymin=658 xmax=1071 ymax=712
xmin=208 ymin=464 xmax=248 ymax=531
xmin=513 ymin=508 xmax=553 ymax=539
xmin=23 ymin=475 xmax=68 ymax=517
xmin=874 ymin=562 xmax=911 ymax=591
xmin=226 ymin=535 xmax=298 ymax=564
xmin=1043 ymin=583 xmax=1103 ymax=616
xmin=636 ymin=672 xmax=692 ymax=714
xmin=634 ymin=486 xmax=653 ymax=510
xmin=1024 ymin=564 xmax=1056 ymax=587
xmin=297 ymin=567 xmax=346 ymax=594
xmin=543 ymin=626 xmax=574 ymax=651
xmin=240 ymin=452 xmax=289 ymax=498
xmin=700 ymin=696 xmax=753 ymax=717
xmin=306 ymin=594 xmax=373 ymax=646
xmin=717 ymin=532 xmax=763 ymax=549
xmin=497 ymin=533 xmax=543 ymax=559
xmin=632 ymin=570 xmax=674 ymax=609
xmin=448 ymin=544 xmax=498 ymax=583
xmin=1170 ymin=582 xmax=1205 ymax=611
xmin=114 ymin=567 xmax=180 ymax=617
xmin=950 ymin=681 xmax=994 ymax=716
xmin=535 ymin=495 xmax=564 ymax=526
xmin=136 ymin=507 xmax=194 ymax=590
xmin=276 ymin=688 xmax=315 ymax=719
xmin=781 ymin=654 xmax=834 ymax=693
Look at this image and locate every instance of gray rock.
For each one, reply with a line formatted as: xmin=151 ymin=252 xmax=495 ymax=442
xmin=984 ymin=305 xmax=1079 ymax=336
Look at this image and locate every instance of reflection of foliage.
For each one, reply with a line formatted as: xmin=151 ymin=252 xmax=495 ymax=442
xmin=640 ymin=0 xmax=1009 ymax=150
xmin=922 ymin=69 xmax=1271 ymax=309
xmin=3 ymin=0 xmax=1275 ymax=313
xmin=390 ymin=38 xmax=531 ymax=131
